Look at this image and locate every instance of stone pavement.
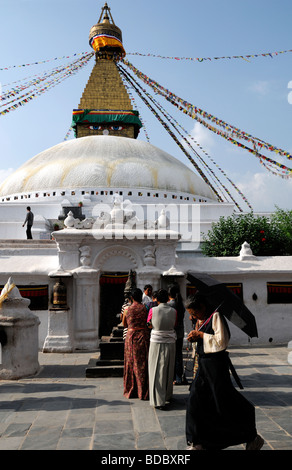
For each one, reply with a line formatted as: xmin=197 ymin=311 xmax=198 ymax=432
xmin=0 ymin=345 xmax=291 ymax=451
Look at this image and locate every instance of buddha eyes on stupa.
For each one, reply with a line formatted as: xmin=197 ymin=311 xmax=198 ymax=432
xmin=88 ymin=125 xmax=124 ymax=131
xmin=89 ymin=125 xmax=103 ymax=130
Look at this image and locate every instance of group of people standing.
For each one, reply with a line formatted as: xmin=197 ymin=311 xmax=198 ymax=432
xmin=121 ymin=284 xmax=264 ymax=451
xmin=122 ymin=284 xmax=186 ymax=409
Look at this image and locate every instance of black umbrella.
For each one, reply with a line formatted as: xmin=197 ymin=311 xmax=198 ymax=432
xmin=186 ymin=272 xmax=258 ymax=338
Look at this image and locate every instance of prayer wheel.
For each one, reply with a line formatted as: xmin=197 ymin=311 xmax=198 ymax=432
xmin=52 ymin=278 xmax=67 ymax=308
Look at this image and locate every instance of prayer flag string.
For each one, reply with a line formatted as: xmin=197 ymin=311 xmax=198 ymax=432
xmin=118 ymin=63 xmax=229 ymax=204
xmin=118 ymin=63 xmax=252 ymax=211
xmin=1 ymin=47 xmax=291 ymax=197
xmin=126 ymin=48 xmax=292 ymax=62
xmin=1 ymin=46 xmax=291 ymax=71
xmin=0 ymin=52 xmax=92 ymax=71
xmin=0 ymin=53 xmax=94 ymax=116
xmin=122 ymin=59 xmax=292 ymax=178
xmin=121 ymin=77 xmax=150 ymax=142
xmin=146 ymin=95 xmax=252 ymax=210
xmin=122 ymin=58 xmax=292 ymax=161
xmin=119 ymin=65 xmax=230 ymax=206
xmin=64 ymin=127 xmax=73 ymax=141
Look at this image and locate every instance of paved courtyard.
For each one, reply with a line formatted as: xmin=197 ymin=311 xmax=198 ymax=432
xmin=0 ymin=345 xmax=291 ymax=451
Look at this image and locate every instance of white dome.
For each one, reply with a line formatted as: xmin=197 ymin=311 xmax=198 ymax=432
xmin=0 ymin=135 xmax=216 ymax=200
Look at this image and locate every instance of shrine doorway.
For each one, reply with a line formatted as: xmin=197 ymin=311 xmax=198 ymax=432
xmin=99 ymin=272 xmax=129 ymax=338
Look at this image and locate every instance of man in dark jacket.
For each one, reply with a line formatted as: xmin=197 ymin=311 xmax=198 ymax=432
xmin=22 ymin=206 xmax=34 ymax=239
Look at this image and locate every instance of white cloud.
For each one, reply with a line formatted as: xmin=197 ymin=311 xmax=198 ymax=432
xmin=235 ymin=171 xmax=292 ymax=212
xmin=248 ymin=80 xmax=271 ymax=96
xmin=178 ymin=121 xmax=217 ymax=170
xmin=179 ymin=122 xmax=292 ymax=213
xmin=189 ymin=122 xmax=216 ymax=151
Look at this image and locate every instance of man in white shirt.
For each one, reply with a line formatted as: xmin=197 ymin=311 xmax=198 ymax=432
xmin=142 ymin=284 xmax=153 ymax=304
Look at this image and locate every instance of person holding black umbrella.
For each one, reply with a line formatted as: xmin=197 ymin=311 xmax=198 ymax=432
xmin=185 ymin=293 xmax=264 ymax=451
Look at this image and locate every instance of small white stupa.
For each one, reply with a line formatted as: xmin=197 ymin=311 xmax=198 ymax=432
xmin=0 ymin=277 xmax=40 ymax=379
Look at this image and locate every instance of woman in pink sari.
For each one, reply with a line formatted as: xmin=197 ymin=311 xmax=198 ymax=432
xmin=123 ymin=288 xmax=150 ymax=400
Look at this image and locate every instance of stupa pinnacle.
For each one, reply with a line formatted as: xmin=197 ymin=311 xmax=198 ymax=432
xmin=89 ymin=2 xmax=126 ymax=60
xmin=71 ymin=2 xmax=142 ymax=139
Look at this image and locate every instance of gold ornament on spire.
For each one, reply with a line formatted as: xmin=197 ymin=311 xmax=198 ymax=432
xmin=89 ymin=2 xmax=126 ymax=60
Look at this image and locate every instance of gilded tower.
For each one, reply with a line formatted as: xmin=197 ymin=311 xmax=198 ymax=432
xmin=72 ymin=3 xmax=142 ymax=139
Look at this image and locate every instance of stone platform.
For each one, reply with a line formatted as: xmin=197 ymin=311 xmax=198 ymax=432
xmin=85 ymin=324 xmax=124 ymax=377
xmin=0 ymin=345 xmax=291 ymax=451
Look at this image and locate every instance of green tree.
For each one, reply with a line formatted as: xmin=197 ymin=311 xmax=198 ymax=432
xmin=201 ymin=210 xmax=289 ymax=257
xmin=270 ymin=207 xmax=292 ymax=255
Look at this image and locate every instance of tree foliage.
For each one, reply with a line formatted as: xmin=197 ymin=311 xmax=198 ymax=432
xmin=270 ymin=207 xmax=292 ymax=255
xmin=201 ymin=209 xmax=291 ymax=257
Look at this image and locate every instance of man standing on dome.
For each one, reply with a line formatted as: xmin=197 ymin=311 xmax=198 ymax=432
xmin=22 ymin=207 xmax=34 ymax=239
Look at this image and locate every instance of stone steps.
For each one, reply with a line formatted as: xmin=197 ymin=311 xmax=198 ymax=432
xmin=85 ymin=324 xmax=125 ymax=377
xmin=86 ymin=356 xmax=124 ymax=378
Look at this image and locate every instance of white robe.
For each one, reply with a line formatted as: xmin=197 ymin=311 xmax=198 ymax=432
xmin=148 ymin=303 xmax=177 ymax=407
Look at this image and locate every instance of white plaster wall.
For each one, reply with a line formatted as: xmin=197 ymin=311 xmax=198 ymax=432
xmin=0 ymin=203 xmax=61 ymax=220
xmin=180 ymin=266 xmax=292 ymax=346
xmin=0 ymin=237 xmax=291 ymax=349
xmin=35 ymin=310 xmax=49 ymax=349
xmin=0 ymin=203 xmax=61 ymax=239
xmin=0 ymin=198 xmax=234 ymax=241
xmin=229 ymin=276 xmax=292 ymax=346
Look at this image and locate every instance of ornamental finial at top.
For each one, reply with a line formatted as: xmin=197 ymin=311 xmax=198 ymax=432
xmin=89 ymin=2 xmax=125 ymax=60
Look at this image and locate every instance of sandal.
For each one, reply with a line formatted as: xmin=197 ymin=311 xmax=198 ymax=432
xmin=246 ymin=434 xmax=264 ymax=450
xmin=186 ymin=443 xmax=204 ymax=450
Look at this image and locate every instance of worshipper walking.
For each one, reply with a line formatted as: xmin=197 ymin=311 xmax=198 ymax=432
xmin=168 ymin=284 xmax=188 ymax=385
xmin=22 ymin=206 xmax=34 ymax=239
xmin=148 ymin=289 xmax=177 ymax=410
xmin=185 ymin=293 xmax=264 ymax=450
xmin=123 ymin=288 xmax=150 ymax=400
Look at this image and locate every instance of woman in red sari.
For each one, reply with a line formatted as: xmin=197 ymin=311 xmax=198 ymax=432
xmin=123 ymin=288 xmax=150 ymax=400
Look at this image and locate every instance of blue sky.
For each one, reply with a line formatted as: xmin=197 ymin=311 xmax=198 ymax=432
xmin=1 ymin=0 xmax=292 ymax=212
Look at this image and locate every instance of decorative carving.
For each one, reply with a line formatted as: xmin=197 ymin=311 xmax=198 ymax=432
xmin=109 ymin=194 xmax=126 ymax=227
xmin=64 ymin=211 xmax=95 ymax=229
xmin=162 ymin=265 xmax=185 ymax=277
xmin=124 ymin=270 xmax=136 ymax=293
xmin=62 ymin=198 xmax=177 ymax=239
xmin=64 ymin=211 xmax=75 ymax=228
xmin=143 ymin=245 xmax=156 ymax=267
xmin=155 ymin=209 xmax=170 ymax=229
xmin=95 ymin=247 xmax=139 ymax=270
xmin=239 ymin=241 xmax=256 ymax=260
xmin=79 ymin=245 xmax=91 ymax=267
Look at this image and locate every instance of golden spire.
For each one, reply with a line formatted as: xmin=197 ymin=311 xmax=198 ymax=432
xmin=89 ymin=2 xmax=125 ymax=61
xmin=71 ymin=3 xmax=142 ymax=139
xmin=97 ymin=2 xmax=116 ymax=25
